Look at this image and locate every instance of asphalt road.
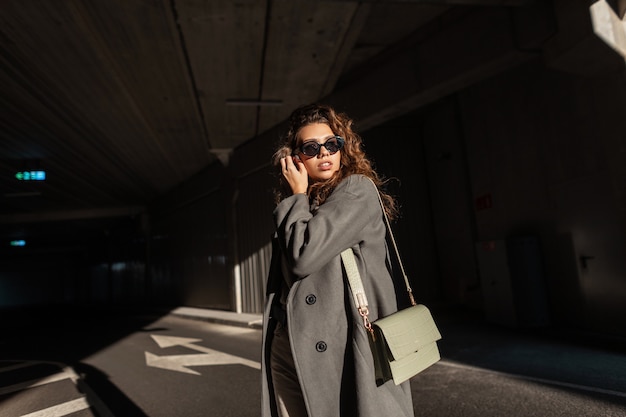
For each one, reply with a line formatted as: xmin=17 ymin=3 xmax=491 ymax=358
xmin=1 ymin=306 xmax=625 ymax=417
xmin=1 ymin=308 xmax=263 ymax=417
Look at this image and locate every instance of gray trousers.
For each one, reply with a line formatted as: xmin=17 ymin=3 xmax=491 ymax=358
xmin=270 ymin=323 xmax=308 ymax=417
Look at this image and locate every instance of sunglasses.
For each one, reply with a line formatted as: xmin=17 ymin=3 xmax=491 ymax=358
xmin=298 ymin=136 xmax=345 ymax=157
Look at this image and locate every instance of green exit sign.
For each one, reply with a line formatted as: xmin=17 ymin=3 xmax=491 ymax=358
xmin=15 ymin=170 xmax=46 ymax=181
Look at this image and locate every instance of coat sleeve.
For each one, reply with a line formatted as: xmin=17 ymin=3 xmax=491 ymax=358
xmin=273 ymin=174 xmax=381 ymax=278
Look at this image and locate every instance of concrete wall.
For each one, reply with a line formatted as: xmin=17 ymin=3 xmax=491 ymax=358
xmin=460 ymin=58 xmax=626 ymax=334
xmin=144 ymin=2 xmax=626 ymax=338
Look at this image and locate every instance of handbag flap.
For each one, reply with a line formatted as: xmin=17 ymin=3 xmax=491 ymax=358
xmin=372 ymin=304 xmax=442 ymax=360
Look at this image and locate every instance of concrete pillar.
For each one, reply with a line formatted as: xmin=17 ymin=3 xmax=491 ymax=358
xmin=544 ymin=0 xmax=626 ymax=74
xmin=590 ymin=0 xmax=626 ymax=59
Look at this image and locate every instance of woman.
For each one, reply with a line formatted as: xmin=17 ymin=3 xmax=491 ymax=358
xmin=261 ymin=103 xmax=414 ymax=417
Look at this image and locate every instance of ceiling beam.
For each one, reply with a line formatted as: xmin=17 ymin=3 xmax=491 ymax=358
xmin=323 ymin=0 xmax=535 ymax=6
xmin=328 ymin=6 xmax=538 ymax=131
xmin=230 ymin=6 xmax=542 ymax=178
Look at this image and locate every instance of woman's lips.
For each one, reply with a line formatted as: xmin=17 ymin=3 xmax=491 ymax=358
xmin=318 ymin=161 xmax=333 ymax=170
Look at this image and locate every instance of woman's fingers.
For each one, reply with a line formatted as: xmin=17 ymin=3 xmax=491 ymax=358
xmin=281 ymin=157 xmax=308 ymax=194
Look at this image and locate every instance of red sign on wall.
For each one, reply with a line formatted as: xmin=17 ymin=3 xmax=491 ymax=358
xmin=482 ymin=241 xmax=496 ymax=251
xmin=475 ymin=193 xmax=493 ymax=211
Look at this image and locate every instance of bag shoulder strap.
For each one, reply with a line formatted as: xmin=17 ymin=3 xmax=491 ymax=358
xmin=341 ymin=248 xmax=367 ymax=310
xmin=341 ymin=177 xmax=416 ymax=325
xmin=369 ymin=179 xmax=415 ymax=306
xmin=341 ymin=248 xmax=373 ymax=333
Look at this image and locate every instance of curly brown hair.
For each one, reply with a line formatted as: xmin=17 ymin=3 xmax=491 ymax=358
xmin=272 ymin=103 xmax=398 ymax=220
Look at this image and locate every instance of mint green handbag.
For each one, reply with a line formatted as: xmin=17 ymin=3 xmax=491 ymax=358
xmin=341 ymin=181 xmax=442 ymax=386
xmin=341 ymin=248 xmax=442 ymax=386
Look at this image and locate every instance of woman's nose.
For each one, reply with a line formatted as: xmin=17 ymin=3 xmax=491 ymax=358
xmin=318 ymin=144 xmax=331 ymax=156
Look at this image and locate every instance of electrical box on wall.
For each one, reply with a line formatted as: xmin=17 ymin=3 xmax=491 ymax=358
xmin=475 ymin=236 xmax=550 ymax=327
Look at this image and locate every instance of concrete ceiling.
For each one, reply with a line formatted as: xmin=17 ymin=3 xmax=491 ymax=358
xmin=0 ymin=0 xmax=535 ymax=231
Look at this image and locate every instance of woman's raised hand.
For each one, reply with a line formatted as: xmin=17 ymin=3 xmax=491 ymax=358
xmin=280 ymin=156 xmax=308 ymax=195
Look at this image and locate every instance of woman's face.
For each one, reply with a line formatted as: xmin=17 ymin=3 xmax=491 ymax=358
xmin=296 ymin=123 xmax=342 ymax=182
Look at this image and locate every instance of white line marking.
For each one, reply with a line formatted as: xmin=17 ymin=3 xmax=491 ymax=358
xmin=0 ymin=361 xmax=114 ymax=416
xmin=75 ymin=378 xmax=116 ymax=417
xmin=20 ymin=397 xmax=90 ymax=417
xmin=0 ymin=370 xmax=75 ymax=396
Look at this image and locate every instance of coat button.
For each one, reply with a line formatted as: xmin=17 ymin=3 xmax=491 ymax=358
xmin=305 ymin=294 xmax=317 ymax=305
xmin=315 ymin=341 xmax=327 ymax=352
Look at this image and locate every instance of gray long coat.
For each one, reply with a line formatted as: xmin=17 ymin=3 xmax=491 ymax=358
xmin=261 ymin=174 xmax=414 ymax=417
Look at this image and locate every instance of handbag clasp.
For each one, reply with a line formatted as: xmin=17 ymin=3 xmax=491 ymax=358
xmin=358 ymin=306 xmax=375 ymax=340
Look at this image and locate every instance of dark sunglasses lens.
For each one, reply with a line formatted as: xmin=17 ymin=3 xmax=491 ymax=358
xmin=300 ymin=137 xmax=344 ymax=156
xmin=301 ymin=142 xmax=320 ymax=156
xmin=325 ymin=139 xmax=340 ymax=153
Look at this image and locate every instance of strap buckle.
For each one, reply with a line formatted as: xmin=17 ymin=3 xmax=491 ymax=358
xmin=358 ymin=306 xmax=375 ymax=340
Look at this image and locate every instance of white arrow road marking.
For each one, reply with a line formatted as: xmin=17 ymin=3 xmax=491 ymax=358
xmin=145 ymin=335 xmax=261 ymax=375
xmin=151 ymin=335 xmax=203 ymax=349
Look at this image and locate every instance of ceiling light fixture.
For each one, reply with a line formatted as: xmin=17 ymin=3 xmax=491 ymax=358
xmin=211 ymin=148 xmax=233 ymax=166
